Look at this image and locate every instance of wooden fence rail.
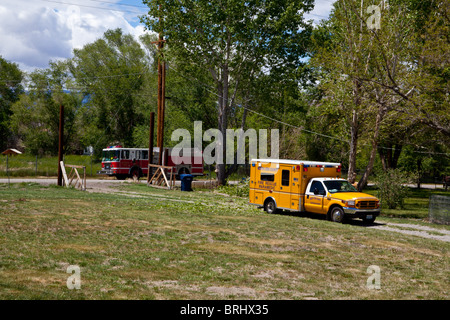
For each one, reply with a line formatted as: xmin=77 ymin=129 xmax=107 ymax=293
xmin=60 ymin=161 xmax=86 ymax=191
xmin=147 ymin=164 xmax=175 ymax=190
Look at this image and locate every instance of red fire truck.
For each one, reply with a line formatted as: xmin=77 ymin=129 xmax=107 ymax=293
xmin=98 ymin=146 xmax=204 ymax=180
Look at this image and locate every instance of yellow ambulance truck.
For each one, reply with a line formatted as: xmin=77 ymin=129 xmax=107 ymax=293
xmin=249 ymin=159 xmax=380 ymax=223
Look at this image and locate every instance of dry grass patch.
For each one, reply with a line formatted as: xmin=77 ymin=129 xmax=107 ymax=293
xmin=197 ymin=242 xmax=293 ymax=261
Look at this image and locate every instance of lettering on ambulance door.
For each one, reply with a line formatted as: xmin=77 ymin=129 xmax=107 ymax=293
xmin=304 ymin=180 xmax=325 ymax=214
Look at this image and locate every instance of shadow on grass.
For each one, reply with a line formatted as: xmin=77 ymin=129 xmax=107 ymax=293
xmin=260 ymin=207 xmax=387 ymax=227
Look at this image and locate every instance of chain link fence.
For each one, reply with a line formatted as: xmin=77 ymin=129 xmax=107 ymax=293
xmin=429 ymin=195 xmax=450 ymax=225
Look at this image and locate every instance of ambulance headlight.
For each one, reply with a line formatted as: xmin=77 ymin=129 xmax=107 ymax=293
xmin=346 ymin=200 xmax=355 ymax=207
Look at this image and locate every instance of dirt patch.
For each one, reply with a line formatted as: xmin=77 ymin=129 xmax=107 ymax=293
xmin=54 ymin=243 xmax=105 ymax=252
xmin=146 ymin=279 xmax=200 ymax=293
xmin=252 ymin=268 xmax=305 ymax=281
xmin=240 ymin=237 xmax=300 ymax=246
xmin=369 ymin=222 xmax=450 ymax=242
xmin=206 ymin=286 xmax=257 ymax=298
xmin=388 ymin=223 xmax=450 ymax=235
xmin=197 ymin=243 xmax=292 ymax=260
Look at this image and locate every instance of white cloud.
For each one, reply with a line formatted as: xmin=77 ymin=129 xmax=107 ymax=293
xmin=0 ymin=0 xmax=335 ymax=73
xmin=0 ymin=0 xmax=148 ymax=72
xmin=305 ymin=0 xmax=335 ymax=26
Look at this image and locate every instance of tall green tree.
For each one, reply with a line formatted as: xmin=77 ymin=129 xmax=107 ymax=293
xmin=310 ymin=0 xmax=449 ymax=189
xmin=141 ymin=0 xmax=314 ymax=185
xmin=10 ymin=61 xmax=82 ymax=155
xmin=401 ymin=0 xmax=449 ymax=139
xmin=310 ymin=0 xmax=375 ymax=184
xmin=69 ymin=29 xmax=151 ymax=149
xmin=0 ymin=56 xmax=23 ymax=151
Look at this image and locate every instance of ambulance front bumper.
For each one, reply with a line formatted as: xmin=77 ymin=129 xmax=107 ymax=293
xmin=342 ymin=207 xmax=380 ymax=218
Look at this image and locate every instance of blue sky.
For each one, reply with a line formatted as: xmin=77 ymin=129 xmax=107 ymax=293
xmin=0 ymin=0 xmax=334 ymax=72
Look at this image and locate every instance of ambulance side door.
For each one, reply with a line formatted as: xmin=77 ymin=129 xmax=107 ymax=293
xmin=249 ymin=162 xmax=261 ymax=205
xmin=291 ymin=167 xmax=301 ymax=211
xmin=304 ymin=179 xmax=326 ymax=214
xmin=277 ymin=165 xmax=292 ymax=209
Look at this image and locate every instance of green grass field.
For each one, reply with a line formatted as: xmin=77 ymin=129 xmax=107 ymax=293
xmin=0 ymin=182 xmax=448 ymax=299
xmin=0 ymin=154 xmax=101 ymax=178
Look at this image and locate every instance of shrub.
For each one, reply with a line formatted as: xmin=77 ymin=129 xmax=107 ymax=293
xmin=217 ymin=178 xmax=250 ymax=197
xmin=373 ymin=169 xmax=414 ymax=209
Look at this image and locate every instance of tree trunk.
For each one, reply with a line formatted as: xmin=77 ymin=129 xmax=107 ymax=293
xmin=241 ymin=104 xmax=248 ymax=130
xmin=225 ymin=104 xmax=248 ymax=178
xmin=348 ymin=109 xmax=359 ymax=184
xmin=357 ymin=107 xmax=384 ymax=191
xmin=379 ymin=142 xmax=402 ymax=171
xmin=216 ymin=64 xmax=229 ymax=186
xmin=392 ymin=145 xmax=402 ymax=169
xmin=379 ymin=147 xmax=388 ymax=171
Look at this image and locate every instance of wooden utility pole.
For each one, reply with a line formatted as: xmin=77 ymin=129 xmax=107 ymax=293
xmin=57 ymin=104 xmax=64 ymax=186
xmin=153 ymin=3 xmax=166 ymax=166
xmin=149 ymin=5 xmax=166 ymax=167
xmin=156 ymin=33 xmax=166 ymax=166
xmin=147 ymin=111 xmax=155 ymax=183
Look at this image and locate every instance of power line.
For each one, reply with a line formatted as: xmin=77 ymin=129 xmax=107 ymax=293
xmin=87 ymin=0 xmax=148 ymax=9
xmin=166 ymin=62 xmax=349 ymax=142
xmin=0 ymin=71 xmax=149 ymax=84
xmin=2 ymin=51 xmax=448 ymax=156
xmin=243 ymin=105 xmax=348 ymax=142
xmin=38 ymin=0 xmax=146 ymax=14
xmin=166 ymin=62 xmax=450 ymax=157
xmin=306 ymin=13 xmax=330 ymax=19
xmin=3 ymin=61 xmax=449 ymax=156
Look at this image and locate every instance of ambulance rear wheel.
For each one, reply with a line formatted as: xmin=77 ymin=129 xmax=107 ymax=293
xmin=264 ymin=199 xmax=277 ymax=214
xmin=330 ymin=206 xmax=345 ymax=223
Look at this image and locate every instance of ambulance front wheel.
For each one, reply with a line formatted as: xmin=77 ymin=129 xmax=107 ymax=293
xmin=330 ymin=206 xmax=345 ymax=223
xmin=264 ymin=198 xmax=277 ymax=214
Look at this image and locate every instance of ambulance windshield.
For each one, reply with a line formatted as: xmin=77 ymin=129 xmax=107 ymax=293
xmin=324 ymin=180 xmax=358 ymax=193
